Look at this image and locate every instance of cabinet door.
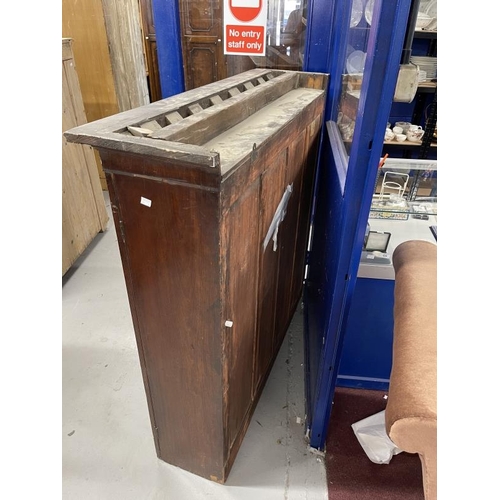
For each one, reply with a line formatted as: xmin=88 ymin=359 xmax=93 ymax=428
xmin=253 ymin=150 xmax=287 ymax=394
xmin=179 ymin=0 xmax=226 ymax=89
xmin=223 ymin=182 xmax=260 ymax=448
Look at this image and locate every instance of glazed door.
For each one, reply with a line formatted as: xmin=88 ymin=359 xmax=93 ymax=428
xmin=302 ymin=0 xmax=413 ymax=450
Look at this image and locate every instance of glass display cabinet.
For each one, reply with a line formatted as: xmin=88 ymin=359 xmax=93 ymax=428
xmin=337 ymin=156 xmax=437 ymax=391
xmin=367 ymin=157 xmax=437 ymax=265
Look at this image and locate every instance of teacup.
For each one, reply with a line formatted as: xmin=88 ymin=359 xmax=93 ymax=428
xmin=393 ymin=126 xmax=404 ymax=135
xmin=395 ymin=121 xmax=411 ymax=133
xmin=395 ymin=133 xmax=406 ymax=142
xmin=406 ymin=129 xmax=424 ymax=142
xmin=384 ymin=128 xmax=395 ymax=141
xmin=409 ymin=124 xmax=423 ymax=132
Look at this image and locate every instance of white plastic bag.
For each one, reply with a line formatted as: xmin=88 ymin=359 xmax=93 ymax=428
xmin=351 ymin=409 xmax=402 ymax=464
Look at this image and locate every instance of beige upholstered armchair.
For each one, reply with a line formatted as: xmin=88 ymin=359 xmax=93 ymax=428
xmin=385 ymin=240 xmax=437 ymax=500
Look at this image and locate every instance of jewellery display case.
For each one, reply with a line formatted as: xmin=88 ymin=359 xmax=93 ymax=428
xmin=337 ymin=157 xmax=437 ymax=390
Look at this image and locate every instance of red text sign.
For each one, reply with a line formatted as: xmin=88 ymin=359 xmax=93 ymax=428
xmin=225 ymin=25 xmax=264 ymax=54
xmin=224 ymin=0 xmax=268 ymax=56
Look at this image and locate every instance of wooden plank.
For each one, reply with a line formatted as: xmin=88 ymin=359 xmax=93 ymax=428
xmin=219 ymin=96 xmax=326 ymax=211
xmin=166 ymin=111 xmax=183 ymax=124
xmin=62 ymin=1 xmax=119 ymax=122
xmin=101 ymin=0 xmax=150 ymax=110
xmin=127 ymin=125 xmax=153 ymax=137
xmin=203 ymin=87 xmax=323 ymax=175
xmin=188 ymin=103 xmax=204 ymax=114
xmin=62 ymin=68 xmax=282 ymax=137
xmin=99 ymin=149 xmax=221 ymax=189
xmin=62 ymin=37 xmax=73 ymax=61
xmin=62 ymin=42 xmax=109 ymax=275
xmin=151 ymin=72 xmax=300 ymax=146
xmin=210 ymin=95 xmax=224 ymax=105
xmin=62 ymin=41 xmax=108 ymax=229
xmin=228 ymin=87 xmax=241 ymax=97
xmin=141 ymin=119 xmax=162 ymax=130
xmin=63 ymin=0 xmax=119 ymax=190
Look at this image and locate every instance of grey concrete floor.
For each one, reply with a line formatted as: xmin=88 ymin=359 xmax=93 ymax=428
xmin=62 ymin=192 xmax=328 ymax=500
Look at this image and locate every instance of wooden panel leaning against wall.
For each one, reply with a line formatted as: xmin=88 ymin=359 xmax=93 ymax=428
xmin=62 ymin=0 xmax=150 ymax=189
xmin=62 ymin=39 xmax=109 ymax=275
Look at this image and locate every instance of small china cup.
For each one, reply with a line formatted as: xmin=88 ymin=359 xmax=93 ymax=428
xmin=406 ymin=129 xmax=424 ymax=142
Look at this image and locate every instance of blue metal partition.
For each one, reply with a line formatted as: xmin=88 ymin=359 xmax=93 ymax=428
xmin=152 ymin=0 xmax=185 ymax=97
xmin=303 ymin=0 xmax=412 ymax=450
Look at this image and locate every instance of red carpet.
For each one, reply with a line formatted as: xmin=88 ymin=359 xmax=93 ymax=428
xmin=325 ymin=387 xmax=425 ymax=500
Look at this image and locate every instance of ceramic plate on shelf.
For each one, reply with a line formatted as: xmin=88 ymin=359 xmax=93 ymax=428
xmin=365 ymin=0 xmax=374 ymax=25
xmin=350 ymin=0 xmax=364 ymax=27
xmin=424 ymin=0 xmax=437 ymax=18
xmin=347 ymin=50 xmax=366 ymax=75
xmin=416 ymin=12 xmax=433 ymax=29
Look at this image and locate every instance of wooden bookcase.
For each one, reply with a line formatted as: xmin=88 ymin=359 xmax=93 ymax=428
xmin=64 ymin=69 xmax=327 ymax=481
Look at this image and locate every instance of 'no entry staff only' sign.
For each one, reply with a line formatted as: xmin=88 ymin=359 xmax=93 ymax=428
xmin=224 ymin=0 xmax=268 ymax=56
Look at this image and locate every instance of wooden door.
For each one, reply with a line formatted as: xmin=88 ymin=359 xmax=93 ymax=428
xmin=139 ymin=0 xmax=162 ymax=101
xmin=178 ymin=0 xmax=226 ymax=90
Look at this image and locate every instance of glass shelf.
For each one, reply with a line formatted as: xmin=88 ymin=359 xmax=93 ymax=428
xmin=369 ymin=158 xmax=437 ymax=220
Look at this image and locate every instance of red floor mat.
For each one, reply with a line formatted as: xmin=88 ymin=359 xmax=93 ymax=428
xmin=325 ymin=387 xmax=425 ymax=500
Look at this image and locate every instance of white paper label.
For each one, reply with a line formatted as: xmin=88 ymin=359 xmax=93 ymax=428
xmin=140 ymin=197 xmax=152 ymax=207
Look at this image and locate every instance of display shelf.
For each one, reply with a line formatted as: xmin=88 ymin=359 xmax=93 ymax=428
xmin=413 ymin=29 xmax=437 ymax=39
xmin=416 ymin=81 xmax=437 ymax=93
xmin=383 ymin=139 xmax=437 ymax=147
xmin=359 ymin=157 xmax=437 ymax=280
xmin=370 ymin=197 xmax=437 ymax=218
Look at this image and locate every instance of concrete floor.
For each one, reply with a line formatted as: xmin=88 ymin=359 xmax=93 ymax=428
xmin=62 ymin=192 xmax=328 ymax=500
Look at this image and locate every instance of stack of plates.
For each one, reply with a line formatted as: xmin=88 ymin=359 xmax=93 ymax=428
xmin=410 ymin=56 xmax=437 ymax=80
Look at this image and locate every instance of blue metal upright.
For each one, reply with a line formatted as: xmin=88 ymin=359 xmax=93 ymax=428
xmin=152 ymin=0 xmax=185 ymax=97
xmin=302 ymin=0 xmax=413 ymax=450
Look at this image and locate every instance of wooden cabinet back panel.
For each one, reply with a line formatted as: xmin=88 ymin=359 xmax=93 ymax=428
xmin=110 ymin=170 xmax=225 ymax=479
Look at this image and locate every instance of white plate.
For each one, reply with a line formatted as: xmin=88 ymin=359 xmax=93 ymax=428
xmin=424 ymin=0 xmax=437 ymax=19
xmin=347 ymin=50 xmax=366 ymax=75
xmin=350 ymin=0 xmax=363 ymax=27
xmin=416 ymin=13 xmax=433 ymax=29
xmin=364 ymin=0 xmax=374 ymax=25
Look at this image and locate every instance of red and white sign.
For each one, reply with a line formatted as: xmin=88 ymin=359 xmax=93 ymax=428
xmin=224 ymin=0 xmax=268 ymax=56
